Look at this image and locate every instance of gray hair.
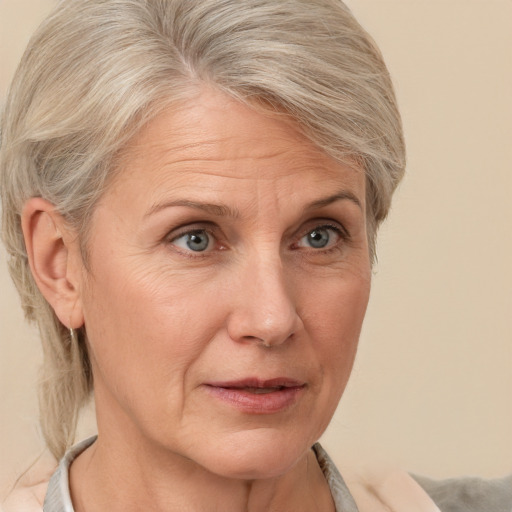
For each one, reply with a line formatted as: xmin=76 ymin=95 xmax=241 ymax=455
xmin=0 ymin=0 xmax=405 ymax=459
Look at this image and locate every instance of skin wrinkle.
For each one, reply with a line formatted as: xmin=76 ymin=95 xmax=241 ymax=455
xmin=143 ymin=189 xmax=362 ymax=224
xmin=136 ymin=158 xmax=352 ymax=188
xmin=119 ymin=95 xmax=362 ymax=187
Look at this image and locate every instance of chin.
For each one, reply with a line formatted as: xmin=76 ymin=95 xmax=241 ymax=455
xmin=195 ymin=428 xmax=314 ymax=480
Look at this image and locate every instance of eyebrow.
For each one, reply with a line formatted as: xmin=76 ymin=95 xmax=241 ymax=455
xmin=145 ymin=199 xmax=239 ymax=219
xmin=145 ymin=190 xmax=362 ymax=219
xmin=308 ymin=191 xmax=362 ymax=211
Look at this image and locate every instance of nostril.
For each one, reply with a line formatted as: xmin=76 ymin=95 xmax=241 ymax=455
xmin=242 ymin=335 xmax=272 ymax=347
xmin=240 ymin=331 xmax=295 ymax=349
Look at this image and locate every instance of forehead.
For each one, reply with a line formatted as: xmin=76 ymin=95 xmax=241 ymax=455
xmin=109 ymin=88 xmax=365 ymax=207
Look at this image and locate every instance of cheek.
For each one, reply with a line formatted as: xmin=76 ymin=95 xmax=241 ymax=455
xmin=290 ymin=274 xmax=370 ymax=444
xmin=302 ymin=270 xmax=370 ymax=339
xmin=81 ymin=263 xmax=224 ymax=400
xmin=301 ymin=273 xmax=370 ymax=385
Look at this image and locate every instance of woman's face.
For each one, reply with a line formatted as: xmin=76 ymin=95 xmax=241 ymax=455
xmin=77 ymin=89 xmax=371 ymax=479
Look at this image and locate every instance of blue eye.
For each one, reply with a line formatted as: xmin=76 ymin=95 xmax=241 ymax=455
xmin=299 ymin=226 xmax=340 ymax=249
xmin=172 ymin=230 xmax=211 ymax=252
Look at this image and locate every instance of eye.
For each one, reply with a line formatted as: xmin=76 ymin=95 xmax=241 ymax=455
xmin=297 ymin=225 xmax=342 ymax=250
xmin=171 ymin=229 xmax=212 ymax=252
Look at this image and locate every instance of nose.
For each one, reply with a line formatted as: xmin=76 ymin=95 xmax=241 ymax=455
xmin=226 ymin=255 xmax=302 ymax=348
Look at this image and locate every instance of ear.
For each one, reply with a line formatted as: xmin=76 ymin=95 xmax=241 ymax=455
xmin=21 ymin=198 xmax=85 ymax=329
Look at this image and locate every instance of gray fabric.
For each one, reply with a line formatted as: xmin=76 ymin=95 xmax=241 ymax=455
xmin=313 ymin=444 xmax=359 ymax=512
xmin=43 ymin=437 xmax=96 ymax=512
xmin=413 ymin=473 xmax=512 ymax=512
xmin=43 ymin=437 xmax=359 ymax=512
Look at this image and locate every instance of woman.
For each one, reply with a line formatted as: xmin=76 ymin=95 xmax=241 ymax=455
xmin=0 ymin=0 xmax=482 ymax=510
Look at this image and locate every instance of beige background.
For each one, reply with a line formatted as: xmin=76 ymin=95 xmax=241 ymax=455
xmin=1 ymin=0 xmax=511 ymax=496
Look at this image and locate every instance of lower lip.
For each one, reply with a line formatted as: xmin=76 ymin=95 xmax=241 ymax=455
xmin=204 ymin=385 xmax=305 ymax=414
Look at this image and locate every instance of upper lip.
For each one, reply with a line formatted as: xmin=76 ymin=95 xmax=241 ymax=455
xmin=205 ymin=378 xmax=306 ymax=389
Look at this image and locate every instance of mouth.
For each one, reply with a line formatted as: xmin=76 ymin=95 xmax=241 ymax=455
xmin=237 ymin=386 xmax=285 ymax=394
xmin=203 ymin=378 xmax=306 ymax=414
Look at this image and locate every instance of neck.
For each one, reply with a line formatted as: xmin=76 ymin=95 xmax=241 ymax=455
xmin=69 ymin=433 xmax=335 ymax=512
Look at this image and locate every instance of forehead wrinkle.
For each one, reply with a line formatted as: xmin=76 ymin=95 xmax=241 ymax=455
xmin=151 ymin=150 xmax=357 ymax=184
xmin=131 ymin=120 xmax=320 ymax=165
xmin=127 ymin=139 xmax=221 ymax=167
xmin=153 ymin=143 xmax=311 ymax=169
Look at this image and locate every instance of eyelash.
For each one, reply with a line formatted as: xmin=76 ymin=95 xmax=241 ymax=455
xmin=295 ymin=223 xmax=348 ymax=252
xmin=166 ymin=224 xmax=220 ymax=258
xmin=166 ymin=221 xmax=349 ymax=257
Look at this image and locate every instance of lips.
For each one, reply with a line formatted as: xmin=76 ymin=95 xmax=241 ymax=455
xmin=203 ymin=378 xmax=306 ymax=414
xmin=241 ymin=387 xmax=282 ymax=394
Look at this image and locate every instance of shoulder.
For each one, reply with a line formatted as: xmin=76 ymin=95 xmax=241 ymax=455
xmin=413 ymin=473 xmax=512 ymax=512
xmin=314 ymin=444 xmax=441 ymax=511
xmin=1 ymin=453 xmax=57 ymax=512
xmin=344 ymin=468 xmax=442 ymax=512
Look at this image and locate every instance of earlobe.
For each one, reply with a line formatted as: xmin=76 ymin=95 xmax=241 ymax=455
xmin=21 ymin=198 xmax=85 ymax=329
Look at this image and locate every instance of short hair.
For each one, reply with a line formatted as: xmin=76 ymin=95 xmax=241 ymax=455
xmin=0 ymin=0 xmax=405 ymax=459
